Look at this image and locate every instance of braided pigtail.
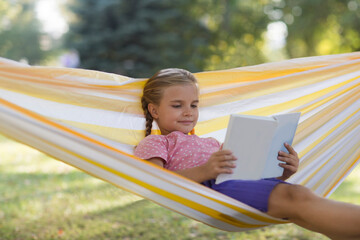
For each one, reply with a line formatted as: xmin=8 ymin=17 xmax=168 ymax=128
xmin=141 ymin=97 xmax=153 ymax=137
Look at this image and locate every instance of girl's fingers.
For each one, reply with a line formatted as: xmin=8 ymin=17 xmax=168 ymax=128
xmin=278 ymin=156 xmax=297 ymax=166
xmin=279 ymin=163 xmax=297 ymax=172
xmin=284 ymin=143 xmax=298 ymax=156
xmin=277 ymin=155 xmax=293 ymax=163
xmin=218 ymin=153 xmax=237 ymax=161
xmin=220 ymin=160 xmax=236 ymax=168
xmin=218 ymin=162 xmax=236 ymax=174
xmin=214 ymin=149 xmax=233 ymax=156
xmin=278 ymin=150 xmax=294 ymax=158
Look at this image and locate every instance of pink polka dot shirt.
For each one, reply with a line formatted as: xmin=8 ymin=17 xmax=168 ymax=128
xmin=134 ymin=131 xmax=221 ymax=171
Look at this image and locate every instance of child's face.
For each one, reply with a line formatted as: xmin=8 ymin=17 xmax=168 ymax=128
xmin=150 ymin=83 xmax=199 ymax=135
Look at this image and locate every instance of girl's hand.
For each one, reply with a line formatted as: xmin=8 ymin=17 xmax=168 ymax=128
xmin=201 ymin=149 xmax=237 ymax=180
xmin=277 ymin=143 xmax=299 ymax=181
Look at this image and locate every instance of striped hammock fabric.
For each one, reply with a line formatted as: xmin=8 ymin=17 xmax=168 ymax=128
xmin=0 ymin=52 xmax=359 ymax=231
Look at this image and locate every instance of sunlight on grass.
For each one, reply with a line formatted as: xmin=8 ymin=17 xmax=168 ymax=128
xmin=0 ymin=136 xmax=142 ymax=216
xmin=1 ymin=134 xmax=359 ymax=240
xmin=0 ymin=140 xmax=74 ymax=173
xmin=330 ymin=165 xmax=360 ymax=204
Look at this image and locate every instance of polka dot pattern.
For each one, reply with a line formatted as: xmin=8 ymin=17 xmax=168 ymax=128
xmin=134 ymin=131 xmax=221 ymax=171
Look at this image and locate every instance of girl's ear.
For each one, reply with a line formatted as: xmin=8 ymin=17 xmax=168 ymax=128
xmin=148 ymin=103 xmax=159 ymax=119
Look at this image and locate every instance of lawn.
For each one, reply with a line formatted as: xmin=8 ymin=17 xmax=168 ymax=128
xmin=1 ymin=134 xmax=359 ymax=240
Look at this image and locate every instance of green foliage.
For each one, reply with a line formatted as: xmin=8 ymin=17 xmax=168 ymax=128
xmin=64 ymin=0 xmax=360 ymax=75
xmin=65 ymin=0 xmax=217 ymax=77
xmin=0 ymin=0 xmax=47 ymax=64
xmin=64 ymin=0 xmax=274 ymax=75
xmin=200 ymin=1 xmax=270 ymax=70
xmin=2 ymin=0 xmax=359 ymax=71
xmin=269 ymin=0 xmax=360 ymax=58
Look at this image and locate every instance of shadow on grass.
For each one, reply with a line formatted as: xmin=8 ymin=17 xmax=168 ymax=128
xmin=0 ymin=169 xmax=221 ymax=240
xmin=24 ymin=198 xmax=211 ymax=240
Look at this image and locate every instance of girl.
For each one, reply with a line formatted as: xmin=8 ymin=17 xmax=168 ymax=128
xmin=134 ymin=68 xmax=360 ymax=240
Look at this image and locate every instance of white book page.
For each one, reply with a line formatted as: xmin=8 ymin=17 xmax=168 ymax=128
xmin=262 ymin=112 xmax=301 ymax=178
xmin=215 ymin=115 xmax=277 ymax=184
xmin=215 ymin=113 xmax=300 ymax=184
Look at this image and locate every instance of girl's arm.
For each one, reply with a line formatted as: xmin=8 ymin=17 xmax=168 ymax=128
xmin=147 ymin=150 xmax=237 ymax=183
xmin=147 ymin=158 xmax=165 ymax=167
xmin=147 ymin=157 xmax=209 ymax=182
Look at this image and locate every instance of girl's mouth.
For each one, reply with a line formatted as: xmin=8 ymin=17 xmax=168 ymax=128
xmin=178 ymin=121 xmax=193 ymax=125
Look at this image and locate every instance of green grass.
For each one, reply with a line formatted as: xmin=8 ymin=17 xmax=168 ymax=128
xmin=1 ymin=134 xmax=359 ymax=240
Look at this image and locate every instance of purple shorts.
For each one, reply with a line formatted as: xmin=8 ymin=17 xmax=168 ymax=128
xmin=202 ymin=178 xmax=287 ymax=212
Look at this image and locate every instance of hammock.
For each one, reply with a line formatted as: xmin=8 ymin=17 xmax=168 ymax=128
xmin=0 ymin=52 xmax=359 ymax=232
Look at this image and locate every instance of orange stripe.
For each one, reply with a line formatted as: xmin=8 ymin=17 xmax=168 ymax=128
xmin=299 ymin=108 xmax=360 ymax=174
xmin=199 ymin=61 xmax=360 ymax=106
xmin=0 ymin=98 xmax=137 ymax=160
xmin=296 ymin=84 xmax=360 ymax=144
xmin=0 ymin=78 xmax=141 ymax=114
xmin=0 ymin=68 xmax=141 ymax=94
xmin=324 ymin=153 xmax=360 ymax=197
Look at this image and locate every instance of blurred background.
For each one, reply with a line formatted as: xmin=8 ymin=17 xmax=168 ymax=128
xmin=1 ymin=0 xmax=359 ymax=78
xmin=1 ymin=1 xmax=360 ymax=239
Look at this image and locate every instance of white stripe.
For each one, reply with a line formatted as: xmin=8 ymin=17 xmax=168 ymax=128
xmin=0 ymin=57 xmax=30 ymax=66
xmin=307 ymin=129 xmax=360 ymax=194
xmin=199 ymin=58 xmax=360 ymax=94
xmin=295 ymin=101 xmax=360 ymax=154
xmin=300 ymin=85 xmax=359 ymax=122
xmin=290 ymin=122 xmax=360 ymax=187
xmin=324 ymin=156 xmax=360 ymax=198
xmin=75 ymin=88 xmax=139 ymax=102
xmin=0 ymin=89 xmax=145 ymax=130
xmin=200 ymin=59 xmax=360 ymax=94
xmin=199 ymin=71 xmax=360 ymax=122
xmin=54 ymin=71 xmax=131 ymax=85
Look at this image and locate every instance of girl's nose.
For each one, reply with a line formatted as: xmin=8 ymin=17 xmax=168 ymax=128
xmin=183 ymin=107 xmax=192 ymax=116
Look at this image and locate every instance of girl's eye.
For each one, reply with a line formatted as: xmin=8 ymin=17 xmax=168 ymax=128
xmin=172 ymin=105 xmax=181 ymax=108
xmin=191 ymin=105 xmax=198 ymax=108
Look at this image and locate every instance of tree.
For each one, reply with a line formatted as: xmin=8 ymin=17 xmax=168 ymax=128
xmin=198 ymin=0 xmax=270 ymax=70
xmin=65 ymin=0 xmax=217 ymax=77
xmin=0 ymin=0 xmax=46 ymax=64
xmin=269 ymin=0 xmax=360 ymax=58
xmin=65 ymin=0 xmax=360 ymax=75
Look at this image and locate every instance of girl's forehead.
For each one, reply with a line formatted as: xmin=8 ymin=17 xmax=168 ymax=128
xmin=163 ymin=83 xmax=198 ymax=93
xmin=162 ymin=83 xmax=199 ymax=99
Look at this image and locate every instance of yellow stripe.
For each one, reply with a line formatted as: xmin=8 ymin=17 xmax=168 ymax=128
xmin=195 ymin=65 xmax=323 ymax=86
xmin=324 ymin=153 xmax=360 ymax=197
xmin=0 ymin=65 xmax=131 ymax=83
xmin=198 ymin=61 xmax=360 ymax=106
xmin=298 ymin=110 xmax=360 ymax=186
xmin=296 ymin=85 xmax=359 ymax=145
xmin=55 ymin=119 xmax=142 ymax=145
xmin=302 ymin=139 xmax=360 ymax=194
xmin=318 ymin=144 xmax=360 ymax=195
xmin=196 ymin=78 xmax=359 ymax=137
xmin=298 ymin=108 xmax=360 ymax=172
xmin=0 ymin=74 xmax=141 ymax=113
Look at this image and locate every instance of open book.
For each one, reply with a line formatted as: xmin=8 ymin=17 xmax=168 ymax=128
xmin=215 ymin=112 xmax=301 ymax=184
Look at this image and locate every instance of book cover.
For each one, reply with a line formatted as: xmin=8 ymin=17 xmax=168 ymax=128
xmin=215 ymin=112 xmax=300 ymax=184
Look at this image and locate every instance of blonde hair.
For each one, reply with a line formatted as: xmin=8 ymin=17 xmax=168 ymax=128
xmin=141 ymin=68 xmax=198 ymax=137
